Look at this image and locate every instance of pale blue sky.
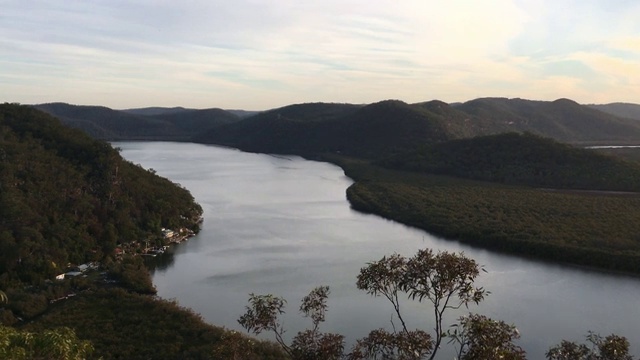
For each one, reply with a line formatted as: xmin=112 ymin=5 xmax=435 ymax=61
xmin=1 ymin=0 xmax=639 ymax=109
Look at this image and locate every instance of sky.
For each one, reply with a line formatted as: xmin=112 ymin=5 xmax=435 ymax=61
xmin=1 ymin=0 xmax=639 ymax=110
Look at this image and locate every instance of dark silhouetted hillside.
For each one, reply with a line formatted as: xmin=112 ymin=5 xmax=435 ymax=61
xmin=33 ymin=103 xmax=174 ymax=140
xmin=32 ymin=103 xmax=241 ymax=141
xmin=410 ymin=100 xmax=489 ymax=138
xmin=379 ymin=132 xmax=640 ymax=191
xmin=120 ymin=106 xmax=193 ymax=116
xmin=195 ymin=100 xmax=455 ymax=158
xmin=150 ymin=108 xmax=240 ymax=133
xmin=454 ymin=98 xmax=640 ymax=143
xmin=588 ymin=102 xmax=640 ymax=121
xmin=0 ymin=103 xmax=202 ymax=286
xmin=32 ymin=98 xmax=640 ymax=156
xmin=193 ymin=102 xmax=362 ymax=154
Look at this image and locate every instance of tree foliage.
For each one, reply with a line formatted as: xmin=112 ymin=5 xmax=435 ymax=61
xmin=343 ymin=160 xmax=640 ymax=274
xmin=546 ymin=332 xmax=633 ymax=360
xmin=239 ymin=250 xmax=516 ymax=360
xmin=355 ymin=250 xmax=487 ymax=360
xmin=107 ymin=255 xmax=156 ymax=294
xmin=0 ymin=103 xmax=202 ymax=308
xmin=0 ymin=324 xmax=94 ymax=360
xmin=378 ymin=132 xmax=640 ymax=192
xmin=239 ymin=249 xmax=636 ymax=359
xmin=239 ymin=286 xmax=345 ymax=360
xmin=448 ymin=313 xmax=525 ymax=360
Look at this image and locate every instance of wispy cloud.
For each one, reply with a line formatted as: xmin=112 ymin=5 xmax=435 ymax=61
xmin=0 ymin=0 xmax=638 ymax=108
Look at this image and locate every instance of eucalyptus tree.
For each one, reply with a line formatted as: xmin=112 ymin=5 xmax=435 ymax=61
xmin=546 ymin=332 xmax=633 ymax=360
xmin=353 ymin=249 xmax=490 ymax=360
xmin=239 ymin=249 xmax=520 ymax=359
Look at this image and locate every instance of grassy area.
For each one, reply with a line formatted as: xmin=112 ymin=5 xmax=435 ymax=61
xmin=328 ymin=157 xmax=640 ymax=274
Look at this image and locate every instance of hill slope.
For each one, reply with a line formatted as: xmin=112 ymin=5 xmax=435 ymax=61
xmin=32 ymin=103 xmax=241 ymax=141
xmin=0 ymin=103 xmax=202 ymax=286
xmin=379 ymin=132 xmax=640 ymax=191
xmin=149 ymin=108 xmax=240 ymax=133
xmin=197 ymin=98 xmax=640 ymax=160
xmin=32 ymin=98 xmax=640 ymax=148
xmin=196 ymin=100 xmax=452 ymax=158
xmin=588 ymin=102 xmax=640 ymax=121
xmin=120 ymin=106 xmax=193 ymax=116
xmin=453 ymin=98 xmax=640 ymax=143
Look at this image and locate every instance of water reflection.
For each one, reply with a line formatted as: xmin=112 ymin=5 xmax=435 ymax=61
xmin=144 ymin=248 xmax=176 ymax=272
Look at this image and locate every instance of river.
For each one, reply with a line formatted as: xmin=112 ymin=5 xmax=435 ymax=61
xmin=117 ymin=141 xmax=640 ymax=359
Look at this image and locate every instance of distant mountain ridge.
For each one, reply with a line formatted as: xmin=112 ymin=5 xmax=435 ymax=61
xmin=33 ymin=103 xmax=241 ymax=141
xmin=588 ymin=102 xmax=640 ymax=121
xmin=121 ymin=106 xmax=193 ymax=116
xmin=452 ymin=97 xmax=640 ymax=143
xmin=196 ymin=97 xmax=640 ymax=159
xmin=31 ymin=98 xmax=640 ymax=150
xmin=194 ymin=100 xmax=458 ymax=158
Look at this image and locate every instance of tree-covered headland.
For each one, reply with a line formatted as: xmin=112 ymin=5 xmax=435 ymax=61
xmin=0 ymin=103 xmax=202 ymax=288
xmin=0 ymin=104 xmax=275 ymax=359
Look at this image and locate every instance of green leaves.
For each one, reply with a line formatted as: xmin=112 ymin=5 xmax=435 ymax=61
xmin=448 ymin=314 xmax=525 ymax=360
xmin=300 ymin=285 xmax=330 ymax=330
xmin=546 ymin=331 xmax=633 ymax=360
xmin=238 ymin=294 xmax=287 ymax=336
xmin=0 ymin=325 xmax=94 ymax=360
xmin=401 ymin=249 xmax=486 ymax=308
xmin=356 ymin=250 xmax=489 ymax=360
xmin=238 ymin=287 xmax=345 ymax=360
xmin=349 ymin=328 xmax=433 ymax=360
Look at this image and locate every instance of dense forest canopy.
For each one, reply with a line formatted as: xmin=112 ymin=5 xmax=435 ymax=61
xmin=378 ymin=132 xmax=640 ymax=191
xmin=0 ymin=103 xmax=202 ymax=287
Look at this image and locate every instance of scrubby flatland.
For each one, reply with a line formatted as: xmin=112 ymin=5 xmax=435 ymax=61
xmin=378 ymin=132 xmax=640 ymax=192
xmin=335 ymin=157 xmax=640 ymax=274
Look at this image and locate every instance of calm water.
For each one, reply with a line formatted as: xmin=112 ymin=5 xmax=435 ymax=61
xmin=117 ymin=141 xmax=640 ymax=359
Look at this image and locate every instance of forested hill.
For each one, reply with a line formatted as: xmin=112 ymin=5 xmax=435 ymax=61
xmin=32 ymin=102 xmax=241 ymax=141
xmin=588 ymin=102 xmax=640 ymax=121
xmin=195 ymin=100 xmax=452 ymax=158
xmin=31 ymin=98 xmax=640 ymax=149
xmin=0 ymin=103 xmax=203 ymax=286
xmin=378 ymin=132 xmax=640 ymax=191
xmin=452 ymin=98 xmax=640 ymax=143
xmin=194 ymin=98 xmax=640 ymax=159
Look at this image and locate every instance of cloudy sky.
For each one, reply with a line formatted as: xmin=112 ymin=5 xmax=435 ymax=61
xmin=1 ymin=1 xmax=639 ymax=110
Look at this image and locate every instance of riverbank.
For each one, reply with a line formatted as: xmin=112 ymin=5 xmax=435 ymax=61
xmin=315 ymin=154 xmax=640 ymax=275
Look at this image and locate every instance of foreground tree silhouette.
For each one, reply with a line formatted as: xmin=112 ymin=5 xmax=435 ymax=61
xmin=448 ymin=313 xmax=525 ymax=360
xmin=546 ymin=331 xmax=633 ymax=360
xmin=354 ymin=249 xmax=489 ymax=360
xmin=239 ymin=250 xmax=521 ymax=359
xmin=239 ymin=249 xmax=633 ymax=359
xmin=238 ymin=286 xmax=344 ymax=359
